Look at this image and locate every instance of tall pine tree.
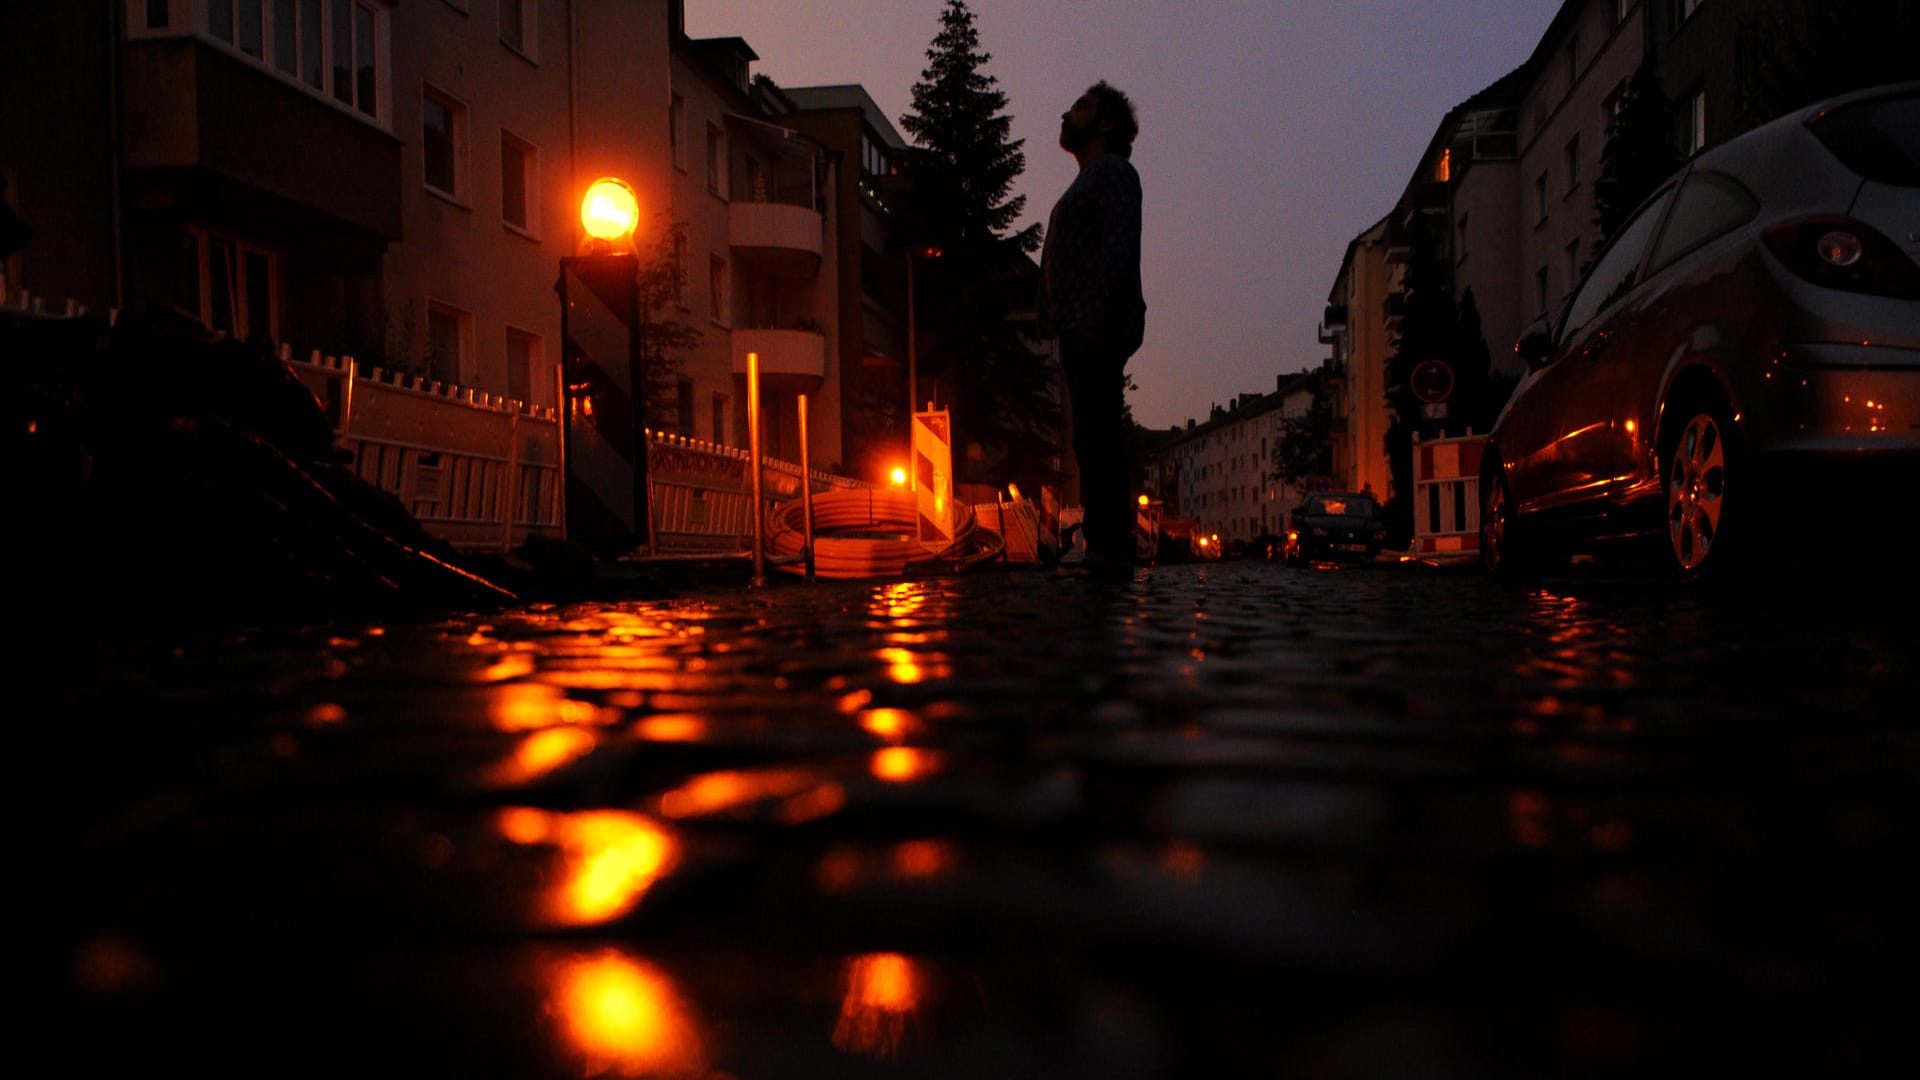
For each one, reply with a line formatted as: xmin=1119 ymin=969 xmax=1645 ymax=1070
xmin=897 ymin=0 xmax=1060 ymax=491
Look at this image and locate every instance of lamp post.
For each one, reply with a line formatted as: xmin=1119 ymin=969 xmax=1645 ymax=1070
xmin=558 ymin=176 xmax=648 ymax=556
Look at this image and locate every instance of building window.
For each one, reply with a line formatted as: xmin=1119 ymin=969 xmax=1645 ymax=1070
xmin=501 ymin=130 xmax=535 ymax=232
xmin=197 ymin=2 xmax=381 ymax=118
xmin=860 ymin=133 xmax=891 ymax=178
xmin=183 ymin=227 xmax=279 ymax=344
xmin=1566 ymin=33 xmax=1579 ymax=87
xmin=676 ymin=377 xmax=695 ymax=434
xmin=500 ymin=0 xmax=535 ymax=59
xmin=1564 ymin=134 xmax=1580 ymax=194
xmin=706 ymin=123 xmax=727 ymax=198
xmin=1675 ymin=0 xmax=1701 ymax=31
xmin=426 ymin=302 xmax=470 ymax=385
xmin=1615 ymin=0 xmax=1631 ymax=26
xmin=423 ymin=86 xmax=466 ymax=200
xmin=505 ymin=327 xmax=540 ymax=405
xmin=1685 ymin=89 xmax=1707 ymax=154
xmin=709 ymin=255 xmax=729 ymax=325
xmin=673 ymin=231 xmax=690 ymax=309
xmin=1565 ymin=238 xmax=1581 ymax=285
xmin=146 ymin=0 xmax=170 ymax=29
xmin=300 ymin=0 xmax=324 ymax=90
xmin=712 ymin=392 xmax=730 ymax=445
xmin=1534 ymin=171 xmax=1549 ymax=224
xmin=1456 ymin=211 xmax=1469 ymax=265
xmin=670 ymin=93 xmax=686 ymax=171
xmin=1535 ymin=266 xmax=1550 ymax=317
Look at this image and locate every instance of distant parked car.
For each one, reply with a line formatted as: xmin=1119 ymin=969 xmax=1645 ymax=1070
xmin=1480 ymin=80 xmax=1920 ymax=581
xmin=1285 ymin=491 xmax=1388 ymax=565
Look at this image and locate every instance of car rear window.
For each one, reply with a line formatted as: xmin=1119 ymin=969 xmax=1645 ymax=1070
xmin=1807 ymin=91 xmax=1920 ymax=186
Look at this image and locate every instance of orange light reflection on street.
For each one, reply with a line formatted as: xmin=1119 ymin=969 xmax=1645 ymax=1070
xmin=832 ymin=953 xmax=926 ymax=1061
xmin=548 ymin=951 xmax=703 ymax=1078
xmin=498 ymin=726 xmax=598 ymax=784
xmin=891 ymin=838 xmax=955 ymax=878
xmin=492 ymin=683 xmax=607 ymax=731
xmin=497 ymin=808 xmax=679 ymax=926
xmin=656 ymin=767 xmax=828 ymax=819
xmin=859 ymin=708 xmax=921 ymax=742
xmin=633 ymin=714 xmax=707 ymax=742
xmin=871 ymin=746 xmax=938 ymax=784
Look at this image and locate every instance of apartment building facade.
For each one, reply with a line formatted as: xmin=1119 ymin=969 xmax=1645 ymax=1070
xmin=1154 ymin=372 xmax=1321 ymax=550
xmin=3 ymin=1 xmax=887 ymax=479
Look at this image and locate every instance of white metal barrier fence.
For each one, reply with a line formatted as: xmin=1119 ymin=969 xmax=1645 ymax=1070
xmin=286 ymin=351 xmax=868 ymax=558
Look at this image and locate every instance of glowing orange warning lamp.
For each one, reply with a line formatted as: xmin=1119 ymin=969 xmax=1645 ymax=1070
xmin=580 ymin=177 xmax=639 ymax=254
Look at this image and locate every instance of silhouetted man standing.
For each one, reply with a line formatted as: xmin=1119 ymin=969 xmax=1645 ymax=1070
xmin=1043 ymin=81 xmax=1144 ymax=576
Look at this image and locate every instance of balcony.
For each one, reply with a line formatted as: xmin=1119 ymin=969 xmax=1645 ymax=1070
xmin=733 ymin=328 xmax=827 ymax=380
xmin=120 ymin=36 xmax=401 ymax=242
xmin=729 ymin=200 xmax=824 ymax=278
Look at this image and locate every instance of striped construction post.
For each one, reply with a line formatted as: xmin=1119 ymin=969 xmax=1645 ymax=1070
xmin=557 ymin=254 xmax=648 ymax=558
xmin=912 ymin=408 xmax=953 ymax=553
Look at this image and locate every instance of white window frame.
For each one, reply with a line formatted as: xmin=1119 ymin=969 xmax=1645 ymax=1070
xmin=500 ymin=128 xmax=537 ymax=236
xmin=504 ymin=325 xmax=543 ymax=406
xmin=425 ymin=300 xmax=472 ymax=386
xmin=709 ymin=254 xmax=730 ymax=327
xmin=422 ymin=83 xmax=470 ymax=205
xmin=184 ymin=225 xmax=280 ymax=344
xmin=706 ymin=123 xmax=728 ymax=199
xmin=1686 ymin=89 xmax=1707 ymax=154
xmin=134 ymin=1 xmax=388 ymax=126
xmin=499 ymin=0 xmax=537 ymax=61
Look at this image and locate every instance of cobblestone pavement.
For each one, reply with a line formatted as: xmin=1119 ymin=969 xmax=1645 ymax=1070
xmin=23 ymin=558 xmax=1920 ymax=1078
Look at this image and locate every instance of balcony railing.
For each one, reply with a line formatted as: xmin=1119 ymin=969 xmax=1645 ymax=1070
xmin=732 ymin=328 xmax=827 ymax=380
xmin=729 ymin=201 xmax=824 ymax=278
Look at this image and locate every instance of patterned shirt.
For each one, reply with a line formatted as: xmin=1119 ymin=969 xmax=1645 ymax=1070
xmin=1041 ymin=153 xmax=1145 ymax=334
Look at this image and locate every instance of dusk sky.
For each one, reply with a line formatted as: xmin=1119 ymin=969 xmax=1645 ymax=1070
xmin=687 ymin=0 xmax=1561 ymax=430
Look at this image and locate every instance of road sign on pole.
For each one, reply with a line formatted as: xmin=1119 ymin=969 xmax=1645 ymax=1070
xmin=912 ymin=408 xmax=953 ymax=552
xmin=558 ymin=253 xmax=648 ymax=558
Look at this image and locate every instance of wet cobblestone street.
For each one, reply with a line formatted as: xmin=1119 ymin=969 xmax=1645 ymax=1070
xmin=23 ymin=559 xmax=1920 ymax=1078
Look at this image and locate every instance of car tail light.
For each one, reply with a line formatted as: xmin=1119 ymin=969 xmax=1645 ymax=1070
xmin=1762 ymin=216 xmax=1920 ymax=299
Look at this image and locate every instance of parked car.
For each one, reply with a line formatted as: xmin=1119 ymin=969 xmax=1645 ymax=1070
xmin=1480 ymin=80 xmax=1920 ymax=581
xmin=1284 ymin=491 xmax=1388 ymax=564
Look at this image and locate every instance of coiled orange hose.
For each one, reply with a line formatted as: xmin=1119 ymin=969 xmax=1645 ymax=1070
xmin=764 ymin=488 xmax=1004 ymax=578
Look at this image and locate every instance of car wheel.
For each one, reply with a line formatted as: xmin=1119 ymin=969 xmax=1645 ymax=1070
xmin=1480 ymin=460 xmax=1530 ymax=580
xmin=1661 ymin=396 xmax=1739 ymax=580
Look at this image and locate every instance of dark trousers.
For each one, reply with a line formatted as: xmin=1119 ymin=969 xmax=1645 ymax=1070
xmin=1062 ymin=318 xmax=1142 ymax=562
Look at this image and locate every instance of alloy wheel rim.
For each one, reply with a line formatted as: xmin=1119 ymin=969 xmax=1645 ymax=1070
xmin=1666 ymin=413 xmax=1726 ymax=571
xmin=1483 ymin=475 xmax=1507 ymax=570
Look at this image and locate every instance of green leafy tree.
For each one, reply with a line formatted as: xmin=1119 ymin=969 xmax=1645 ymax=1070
xmin=1593 ymin=63 xmax=1679 ymax=247
xmin=636 ymin=216 xmax=702 ymax=432
xmin=896 ymin=0 xmax=1060 ymax=491
xmin=1271 ymin=371 xmax=1335 ymax=509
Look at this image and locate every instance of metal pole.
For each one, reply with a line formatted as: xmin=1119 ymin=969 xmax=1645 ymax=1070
xmin=340 ymin=356 xmax=357 ymax=437
xmin=747 ymin=350 xmax=766 ymax=586
xmin=906 ymin=256 xmax=916 ymax=492
xmin=554 ymin=359 xmax=569 ymax=543
xmin=501 ymin=410 xmax=521 ymax=553
xmin=906 ymin=257 xmax=917 ymax=415
xmin=798 ymin=393 xmax=816 ymax=581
